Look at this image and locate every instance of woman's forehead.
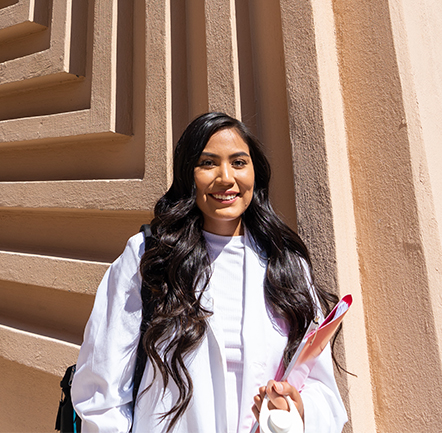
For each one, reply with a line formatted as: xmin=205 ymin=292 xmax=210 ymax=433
xmin=202 ymin=128 xmax=249 ymax=154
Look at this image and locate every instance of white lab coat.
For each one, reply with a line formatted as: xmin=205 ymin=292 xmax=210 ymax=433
xmin=72 ymin=232 xmax=347 ymax=433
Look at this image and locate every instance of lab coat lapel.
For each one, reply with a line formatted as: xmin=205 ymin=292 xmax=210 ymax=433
xmin=237 ymin=232 xmax=268 ymax=431
xmin=200 ymin=278 xmax=228 ymax=431
xmin=201 ymin=281 xmax=227 ymax=375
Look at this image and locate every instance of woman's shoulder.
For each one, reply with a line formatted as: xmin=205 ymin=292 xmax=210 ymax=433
xmin=126 ymin=231 xmax=146 ymax=251
xmin=113 ymin=231 xmax=146 ymax=268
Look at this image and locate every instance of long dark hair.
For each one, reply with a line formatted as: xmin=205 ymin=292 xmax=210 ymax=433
xmin=138 ymin=112 xmax=337 ymax=430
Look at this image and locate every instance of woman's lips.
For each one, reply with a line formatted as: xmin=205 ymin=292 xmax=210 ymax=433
xmin=209 ymin=192 xmax=239 ymax=202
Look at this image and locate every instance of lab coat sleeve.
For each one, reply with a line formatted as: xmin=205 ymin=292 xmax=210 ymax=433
xmin=299 ymin=343 xmax=348 ymax=433
xmin=71 ymin=233 xmax=145 ymax=433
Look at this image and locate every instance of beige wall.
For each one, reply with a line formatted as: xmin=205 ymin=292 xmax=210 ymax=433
xmin=0 ymin=0 xmax=441 ymax=432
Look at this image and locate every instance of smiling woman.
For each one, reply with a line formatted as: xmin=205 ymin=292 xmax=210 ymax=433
xmin=71 ymin=112 xmax=347 ymax=433
xmin=194 ymin=128 xmax=255 ymax=236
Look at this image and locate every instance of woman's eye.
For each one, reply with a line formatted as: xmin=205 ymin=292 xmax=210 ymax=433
xmin=198 ymin=159 xmax=215 ymax=167
xmin=232 ymin=159 xmax=246 ymax=167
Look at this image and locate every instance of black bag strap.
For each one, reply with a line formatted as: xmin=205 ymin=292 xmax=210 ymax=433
xmin=132 ymin=224 xmax=153 ymax=410
xmin=55 ymin=365 xmax=82 ymax=432
xmin=139 ymin=223 xmax=152 ymax=241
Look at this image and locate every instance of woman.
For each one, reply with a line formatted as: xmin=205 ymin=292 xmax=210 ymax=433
xmin=72 ymin=112 xmax=347 ymax=433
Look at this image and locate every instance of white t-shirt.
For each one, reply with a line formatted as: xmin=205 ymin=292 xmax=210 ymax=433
xmin=204 ymin=231 xmax=246 ymax=433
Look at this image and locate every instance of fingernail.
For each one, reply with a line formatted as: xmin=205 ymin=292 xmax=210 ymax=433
xmin=274 ymin=382 xmax=283 ymax=393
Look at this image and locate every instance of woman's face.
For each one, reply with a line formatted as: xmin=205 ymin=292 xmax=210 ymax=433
xmin=194 ymin=128 xmax=255 ymax=236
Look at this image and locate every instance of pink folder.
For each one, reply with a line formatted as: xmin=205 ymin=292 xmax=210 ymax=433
xmin=275 ymin=294 xmax=353 ymax=389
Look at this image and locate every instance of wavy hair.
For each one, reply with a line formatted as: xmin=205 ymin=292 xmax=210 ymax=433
xmin=138 ymin=112 xmax=338 ymax=430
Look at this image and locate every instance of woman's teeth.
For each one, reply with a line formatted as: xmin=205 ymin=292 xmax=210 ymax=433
xmin=212 ymin=193 xmax=237 ymax=200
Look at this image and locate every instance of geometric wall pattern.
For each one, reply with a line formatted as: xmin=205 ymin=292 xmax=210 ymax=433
xmin=0 ymin=1 xmax=360 ymax=431
xmin=0 ymin=3 xmax=309 ymax=431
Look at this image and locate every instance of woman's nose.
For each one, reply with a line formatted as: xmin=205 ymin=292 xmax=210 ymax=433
xmin=217 ymin=163 xmax=234 ymax=184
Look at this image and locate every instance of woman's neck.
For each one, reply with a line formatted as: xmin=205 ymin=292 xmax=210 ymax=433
xmin=202 ymin=219 xmax=244 ymax=236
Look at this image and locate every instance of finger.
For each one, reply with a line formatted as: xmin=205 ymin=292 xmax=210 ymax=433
xmin=265 ymin=381 xmax=290 ymax=411
xmin=266 ymin=380 xmax=301 ymax=402
xmin=266 ymin=380 xmax=304 ymax=420
xmin=253 ymin=393 xmax=263 ymax=411
xmin=258 ymin=385 xmax=266 ymax=399
xmin=252 ymin=404 xmax=260 ymax=421
xmin=280 ymin=381 xmax=303 ymax=413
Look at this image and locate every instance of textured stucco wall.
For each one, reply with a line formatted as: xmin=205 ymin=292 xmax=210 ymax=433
xmin=333 ymin=0 xmax=442 ymax=431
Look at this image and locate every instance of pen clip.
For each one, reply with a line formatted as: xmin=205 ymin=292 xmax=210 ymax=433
xmin=309 ymin=316 xmax=320 ymax=346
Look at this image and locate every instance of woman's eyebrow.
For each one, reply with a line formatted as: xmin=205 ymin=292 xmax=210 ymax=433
xmin=199 ymin=151 xmax=250 ymax=158
xmin=199 ymin=152 xmax=219 ymax=158
xmin=230 ymin=151 xmax=250 ymax=158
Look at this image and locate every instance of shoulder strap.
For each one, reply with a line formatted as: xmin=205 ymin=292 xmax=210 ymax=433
xmin=139 ymin=223 xmax=152 ymax=241
xmin=132 ymin=224 xmax=153 ymax=411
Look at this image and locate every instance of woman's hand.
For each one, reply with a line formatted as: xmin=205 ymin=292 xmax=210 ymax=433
xmin=252 ymin=380 xmax=304 ymax=422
